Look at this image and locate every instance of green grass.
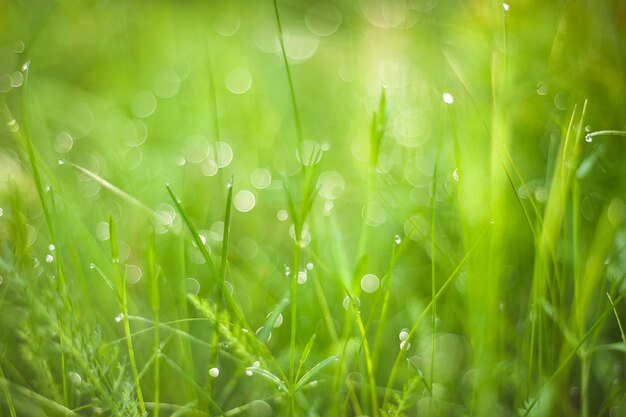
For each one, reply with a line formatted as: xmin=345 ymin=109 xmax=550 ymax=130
xmin=1 ymin=0 xmax=626 ymax=416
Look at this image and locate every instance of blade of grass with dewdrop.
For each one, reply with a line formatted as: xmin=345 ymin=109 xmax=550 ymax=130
xmin=160 ymin=352 xmax=224 ymax=413
xmin=89 ymin=262 xmax=116 ymax=294
xmin=208 ymin=177 xmax=234 ymax=414
xmin=257 ymin=297 xmax=289 ymax=344
xmin=108 ymin=317 xmax=243 ymax=364
xmin=138 ymin=336 xmax=170 ymax=381
xmin=15 ymin=67 xmax=72 ymax=407
xmin=166 ymin=184 xmax=249 ymax=330
xmin=382 ymin=225 xmax=488 ymax=407
xmin=294 ymin=355 xmax=340 ymax=393
xmin=584 ymin=129 xmax=626 ymax=140
xmin=109 ymin=217 xmax=146 ymax=415
xmin=428 ymin=101 xmax=445 ymax=403
xmin=61 ymin=159 xmax=155 ymax=218
xmin=245 ymin=366 xmax=288 ymax=393
xmin=186 ymin=295 xmax=285 ymax=378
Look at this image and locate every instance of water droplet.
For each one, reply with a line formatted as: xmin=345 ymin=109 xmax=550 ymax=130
xmin=0 ymin=207 xmax=3 ymax=217
xmin=584 ymin=125 xmax=592 ymax=133
xmin=255 ymin=327 xmax=272 ymax=342
xmin=284 ymin=29 xmax=320 ymax=63
xmin=394 ymin=234 xmax=402 ymax=245
xmin=400 ymin=340 xmax=411 ymax=350
xmin=453 ymin=168 xmax=460 ymax=182
xmin=57 ymin=159 xmax=65 ymax=165
xmin=48 ymin=244 xmax=55 ymax=251
xmin=125 ymin=264 xmax=142 ymax=284
xmin=296 ymin=140 xmax=323 ymax=166
xmin=536 ymin=81 xmax=549 ymax=96
xmin=13 ymin=41 xmax=25 ymax=53
xmin=360 ymin=273 xmax=380 ymax=293
xmin=363 ymin=201 xmax=387 ymax=226
xmin=245 ymin=369 xmax=253 ymax=376
xmin=89 ymin=263 xmax=96 ymax=270
xmin=45 ymin=254 xmax=54 ymax=263
xmin=209 ymin=142 xmax=233 ymax=169
xmin=323 ymin=200 xmax=334 ymax=216
xmin=115 ymin=313 xmax=124 ymax=323
xmin=7 ymin=119 xmax=18 ymax=132
xmin=175 ymin=156 xmax=186 ymax=166
xmin=236 ymin=238 xmax=259 ymax=260
xmin=251 ymin=168 xmax=272 ymax=189
xmin=0 ymin=275 xmax=3 ymax=285
xmin=68 ymin=371 xmax=82 ymax=385
xmin=284 ymin=265 xmax=291 ymax=276
xmin=131 ymin=90 xmax=157 ymax=118
xmin=226 ymin=68 xmax=252 ymax=94
xmin=585 ymin=134 xmax=592 ymax=143
xmin=306 ymin=262 xmax=314 ymax=270
xmin=214 ymin=11 xmax=240 ymax=37
xmin=209 ymin=367 xmax=220 ymax=378
xmin=184 ymin=277 xmax=201 ymax=295
xmin=95 ymin=222 xmax=110 ymax=241
xmin=317 ymin=171 xmax=346 ymax=200
xmin=305 ymin=3 xmax=342 ymax=36
xmin=502 ymin=3 xmax=509 ymax=11
xmin=21 ymin=61 xmax=29 ymax=71
xmin=234 ymin=190 xmax=256 ymax=212
xmin=153 ymin=69 xmax=180 ymax=99
xmin=297 ymin=270 xmax=308 ymax=284
xmin=277 ymin=210 xmax=288 ymax=221
xmin=399 ymin=329 xmax=410 ymax=342
xmin=442 ymin=92 xmax=454 ymax=104
xmin=10 ymin=71 xmax=23 ymax=88
xmin=267 ymin=312 xmax=284 ymax=328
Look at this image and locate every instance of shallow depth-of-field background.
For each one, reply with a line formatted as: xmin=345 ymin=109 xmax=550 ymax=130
xmin=1 ymin=0 xmax=626 ymax=416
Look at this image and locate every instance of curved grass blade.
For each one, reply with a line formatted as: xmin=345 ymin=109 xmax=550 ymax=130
xmin=166 ymin=184 xmax=249 ymax=329
xmin=295 ymin=333 xmax=316 ymax=382
xmin=294 ymin=355 xmax=339 ymax=393
xmin=245 ymin=366 xmax=288 ymax=393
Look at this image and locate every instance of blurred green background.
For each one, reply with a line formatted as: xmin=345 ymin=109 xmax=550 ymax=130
xmin=1 ymin=0 xmax=626 ymax=416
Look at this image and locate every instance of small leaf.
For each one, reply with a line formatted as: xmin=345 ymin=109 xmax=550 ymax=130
xmin=294 ymin=354 xmax=339 ymax=392
xmin=295 ymin=333 xmax=316 ymax=381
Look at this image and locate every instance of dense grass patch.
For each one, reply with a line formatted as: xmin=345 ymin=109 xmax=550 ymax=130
xmin=1 ymin=0 xmax=625 ymax=416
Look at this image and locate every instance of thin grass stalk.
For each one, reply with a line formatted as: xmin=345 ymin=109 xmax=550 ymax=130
xmin=109 ymin=217 xmax=146 ymax=415
xmin=19 ymin=66 xmax=71 ymax=406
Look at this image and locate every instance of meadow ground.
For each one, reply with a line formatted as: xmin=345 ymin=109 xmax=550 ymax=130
xmin=0 ymin=0 xmax=625 ymax=416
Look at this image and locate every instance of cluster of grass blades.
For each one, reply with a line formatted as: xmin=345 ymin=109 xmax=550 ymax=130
xmin=1 ymin=0 xmax=626 ymax=416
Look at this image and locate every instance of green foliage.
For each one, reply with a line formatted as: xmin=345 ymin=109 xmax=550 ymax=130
xmin=1 ymin=0 xmax=626 ymax=416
